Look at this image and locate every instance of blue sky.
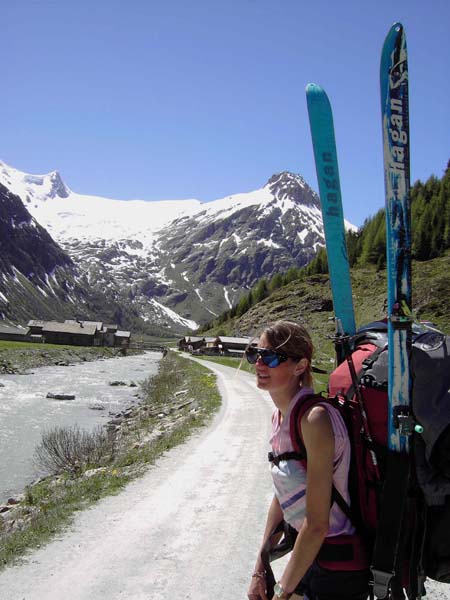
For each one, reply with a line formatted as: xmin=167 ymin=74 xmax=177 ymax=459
xmin=2 ymin=0 xmax=449 ymax=227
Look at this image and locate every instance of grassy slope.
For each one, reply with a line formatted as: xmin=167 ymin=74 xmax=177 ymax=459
xmin=0 ymin=343 xmax=140 ymax=374
xmin=202 ymin=254 xmax=450 ymax=373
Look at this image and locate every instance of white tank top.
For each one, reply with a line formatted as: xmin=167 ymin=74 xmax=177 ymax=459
xmin=269 ymin=387 xmax=354 ymax=535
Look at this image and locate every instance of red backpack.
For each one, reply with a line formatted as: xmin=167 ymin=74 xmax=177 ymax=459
xmin=264 ymin=340 xmax=387 ymax=580
xmin=288 ymin=341 xmax=387 ymax=570
xmin=264 ymin=324 xmax=450 ymax=599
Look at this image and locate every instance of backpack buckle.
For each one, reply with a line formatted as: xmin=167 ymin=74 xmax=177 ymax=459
xmin=393 ymin=405 xmax=416 ymax=436
xmin=370 ymin=568 xmax=394 ymax=599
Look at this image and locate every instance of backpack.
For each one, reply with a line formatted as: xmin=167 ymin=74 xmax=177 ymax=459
xmin=353 ymin=323 xmax=450 ymax=589
xmin=263 ymin=321 xmax=450 ymax=600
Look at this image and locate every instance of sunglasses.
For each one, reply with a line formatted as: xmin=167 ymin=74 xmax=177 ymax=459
xmin=245 ymin=347 xmax=290 ymax=368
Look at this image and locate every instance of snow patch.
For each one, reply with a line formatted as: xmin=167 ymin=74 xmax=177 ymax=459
xmin=150 ymin=299 xmax=198 ymax=330
xmin=298 ymin=229 xmax=308 ymax=243
xmin=223 ymin=287 xmax=233 ymax=309
xmin=36 ymin=285 xmax=49 ymax=297
xmin=258 ymin=239 xmax=281 ymax=249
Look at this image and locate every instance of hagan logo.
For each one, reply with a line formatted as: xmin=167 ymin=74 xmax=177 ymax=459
xmin=320 ymin=152 xmax=341 ymax=218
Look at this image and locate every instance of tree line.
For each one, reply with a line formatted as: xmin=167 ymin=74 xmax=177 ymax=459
xmin=305 ymin=161 xmax=450 ymax=274
xmin=197 ymin=162 xmax=450 ymax=333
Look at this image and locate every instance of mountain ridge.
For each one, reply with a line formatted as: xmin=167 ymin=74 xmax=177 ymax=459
xmin=0 ymin=161 xmax=353 ymax=333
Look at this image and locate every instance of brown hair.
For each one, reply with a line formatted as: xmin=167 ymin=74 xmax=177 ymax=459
xmin=260 ymin=320 xmax=314 ymax=387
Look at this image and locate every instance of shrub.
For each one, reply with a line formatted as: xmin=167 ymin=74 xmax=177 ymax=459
xmin=35 ymin=425 xmax=118 ymax=475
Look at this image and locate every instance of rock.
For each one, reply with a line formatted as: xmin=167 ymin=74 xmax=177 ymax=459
xmin=7 ymin=497 xmax=22 ymax=505
xmin=89 ymin=403 xmax=105 ymax=411
xmin=109 ymin=380 xmax=127 ymax=386
xmin=0 ymin=382 xmax=5 ymax=387
xmin=0 ymin=505 xmax=11 ymax=513
xmin=83 ymin=467 xmax=107 ymax=478
xmin=46 ymin=392 xmax=76 ymax=400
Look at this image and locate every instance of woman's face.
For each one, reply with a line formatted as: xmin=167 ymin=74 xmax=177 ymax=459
xmin=254 ymin=333 xmax=303 ymax=398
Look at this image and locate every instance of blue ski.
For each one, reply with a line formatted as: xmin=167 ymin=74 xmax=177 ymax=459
xmin=380 ymin=22 xmax=412 ymax=454
xmin=306 ymin=83 xmax=356 ymax=355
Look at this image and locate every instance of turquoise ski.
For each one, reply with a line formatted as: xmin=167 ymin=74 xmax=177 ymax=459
xmin=306 ymin=83 xmax=356 ymax=351
xmin=380 ymin=22 xmax=412 ymax=454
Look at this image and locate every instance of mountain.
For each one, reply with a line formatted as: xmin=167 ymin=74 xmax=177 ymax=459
xmin=0 ymin=161 xmax=354 ymax=334
xmin=0 ymin=182 xmax=86 ymax=322
xmin=204 ymin=254 xmax=450 ymax=368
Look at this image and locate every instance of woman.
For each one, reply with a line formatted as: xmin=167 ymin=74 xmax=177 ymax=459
xmin=246 ymin=321 xmax=369 ymax=600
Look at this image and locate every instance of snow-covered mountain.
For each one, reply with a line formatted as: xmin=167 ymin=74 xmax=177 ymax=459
xmin=0 ymin=161 xmax=353 ymax=333
xmin=0 ymin=181 xmax=91 ymax=324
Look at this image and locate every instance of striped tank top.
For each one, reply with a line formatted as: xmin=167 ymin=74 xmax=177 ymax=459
xmin=269 ymin=387 xmax=354 ymax=536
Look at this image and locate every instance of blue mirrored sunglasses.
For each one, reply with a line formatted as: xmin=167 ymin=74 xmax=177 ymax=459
xmin=245 ymin=347 xmax=289 ymax=368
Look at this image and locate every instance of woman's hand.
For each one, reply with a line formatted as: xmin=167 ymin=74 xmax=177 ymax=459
xmin=247 ymin=572 xmax=269 ymax=600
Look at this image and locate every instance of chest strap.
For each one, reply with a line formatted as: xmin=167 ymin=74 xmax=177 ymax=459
xmin=268 ymin=451 xmax=302 ymax=466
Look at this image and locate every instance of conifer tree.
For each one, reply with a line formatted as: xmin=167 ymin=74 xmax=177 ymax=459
xmin=269 ymin=272 xmax=284 ymax=292
xmin=253 ymin=279 xmax=269 ymax=304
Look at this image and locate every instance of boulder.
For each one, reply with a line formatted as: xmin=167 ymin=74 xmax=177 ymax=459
xmin=46 ymin=392 xmax=76 ymax=400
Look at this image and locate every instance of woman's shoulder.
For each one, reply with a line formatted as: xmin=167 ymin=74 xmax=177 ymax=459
xmin=300 ymin=403 xmax=333 ymax=439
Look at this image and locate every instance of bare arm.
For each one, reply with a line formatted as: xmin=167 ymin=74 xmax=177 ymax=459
xmin=278 ymin=405 xmax=335 ymax=595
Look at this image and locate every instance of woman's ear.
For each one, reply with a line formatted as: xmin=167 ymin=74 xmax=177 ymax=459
xmin=294 ymin=358 xmax=309 ymax=376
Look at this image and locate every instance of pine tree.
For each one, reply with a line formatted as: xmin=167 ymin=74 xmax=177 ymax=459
xmin=284 ymin=266 xmax=301 ymax=284
xmin=269 ymin=272 xmax=284 ymax=292
xmin=253 ymin=279 xmax=269 ymax=304
xmin=413 ymin=206 xmax=433 ymax=260
xmin=236 ymin=294 xmax=250 ymax=317
xmin=346 ymin=230 xmax=361 ymax=267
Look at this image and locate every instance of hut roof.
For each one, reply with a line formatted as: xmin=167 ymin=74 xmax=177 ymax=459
xmin=27 ymin=319 xmax=46 ymax=328
xmin=43 ymin=322 xmax=98 ymax=336
xmin=115 ymin=330 xmax=131 ymax=338
xmin=217 ymin=336 xmax=251 ymax=345
xmin=0 ymin=323 xmax=27 ymax=335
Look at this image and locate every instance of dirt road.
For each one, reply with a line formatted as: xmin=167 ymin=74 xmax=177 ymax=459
xmin=0 ymin=360 xmax=447 ymax=599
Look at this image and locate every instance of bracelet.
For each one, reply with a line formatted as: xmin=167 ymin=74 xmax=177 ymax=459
xmin=252 ymin=571 xmax=266 ymax=579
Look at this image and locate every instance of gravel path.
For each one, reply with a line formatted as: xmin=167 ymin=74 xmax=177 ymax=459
xmin=0 ymin=360 xmax=447 ymax=600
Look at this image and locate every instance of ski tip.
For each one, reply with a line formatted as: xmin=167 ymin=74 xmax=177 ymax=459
xmin=305 ymin=83 xmax=331 ymax=106
xmin=381 ymin=21 xmax=407 ymax=83
xmin=391 ymin=21 xmax=404 ymax=33
xmin=384 ymin=21 xmax=404 ymax=42
xmin=305 ymin=83 xmax=323 ymax=96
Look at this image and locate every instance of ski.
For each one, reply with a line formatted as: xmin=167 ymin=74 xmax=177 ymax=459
xmin=370 ymin=22 xmax=413 ymax=599
xmin=380 ymin=22 xmax=412 ymax=454
xmin=306 ymin=83 xmax=356 ymax=362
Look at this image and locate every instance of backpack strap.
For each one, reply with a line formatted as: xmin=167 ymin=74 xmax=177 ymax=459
xmin=289 ymin=394 xmax=355 ymax=525
xmin=371 ymin=450 xmax=412 ymax=599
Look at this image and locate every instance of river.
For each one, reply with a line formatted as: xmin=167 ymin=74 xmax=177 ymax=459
xmin=0 ymin=351 xmax=161 ymax=502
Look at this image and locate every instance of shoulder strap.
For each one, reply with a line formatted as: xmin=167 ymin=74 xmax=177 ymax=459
xmin=267 ymin=394 xmax=326 ymax=467
xmin=289 ymin=394 xmax=354 ymax=524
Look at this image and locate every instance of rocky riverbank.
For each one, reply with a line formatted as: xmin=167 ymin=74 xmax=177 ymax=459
xmin=0 ymin=345 xmax=142 ymax=375
xmin=0 ymin=352 xmax=221 ymax=568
